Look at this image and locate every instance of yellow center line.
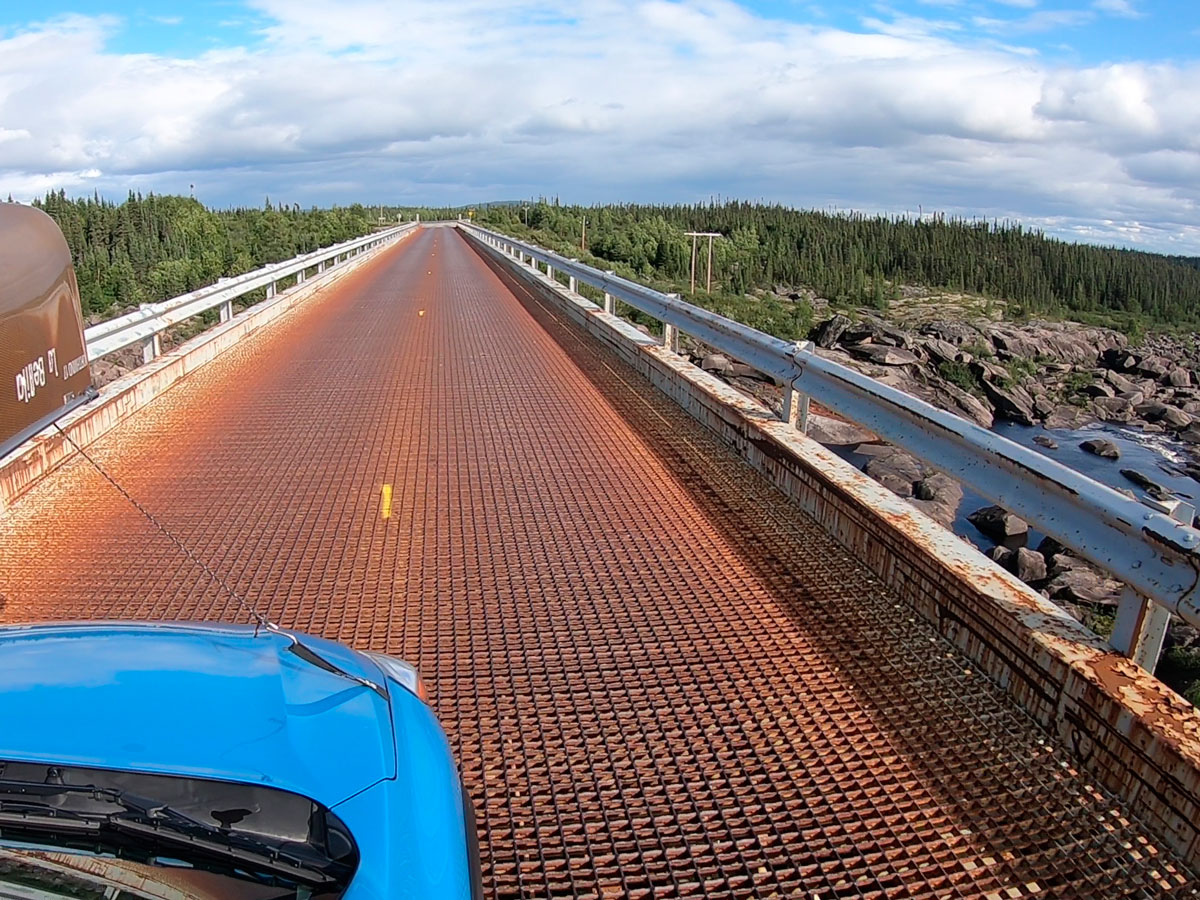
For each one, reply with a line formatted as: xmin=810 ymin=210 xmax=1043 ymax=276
xmin=380 ymin=484 xmax=393 ymax=520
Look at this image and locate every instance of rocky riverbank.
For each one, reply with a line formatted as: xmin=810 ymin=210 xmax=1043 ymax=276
xmin=810 ymin=313 xmax=1200 ymax=443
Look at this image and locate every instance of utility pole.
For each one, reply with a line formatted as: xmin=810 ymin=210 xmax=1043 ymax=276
xmin=685 ymin=231 xmax=720 ymax=293
xmin=688 ymin=233 xmax=697 ymax=293
xmin=581 ymin=217 xmax=587 ymax=252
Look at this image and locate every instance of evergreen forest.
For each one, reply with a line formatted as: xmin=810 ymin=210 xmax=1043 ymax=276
xmin=27 ymin=192 xmax=379 ymax=319
xmin=18 ymin=192 xmax=1200 ymax=338
xmin=404 ymin=201 xmax=1200 ymax=337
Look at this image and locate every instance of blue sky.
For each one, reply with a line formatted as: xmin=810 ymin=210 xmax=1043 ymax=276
xmin=5 ymin=0 xmax=1194 ymax=63
xmin=0 ymin=0 xmax=1198 ymax=252
xmin=0 ymin=1 xmax=277 ymax=56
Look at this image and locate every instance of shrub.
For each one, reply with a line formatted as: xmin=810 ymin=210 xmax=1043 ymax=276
xmin=937 ymin=360 xmax=982 ymax=395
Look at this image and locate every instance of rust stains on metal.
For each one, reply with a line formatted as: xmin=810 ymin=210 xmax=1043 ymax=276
xmin=3 ymin=227 xmax=1200 ymax=898
xmin=1087 ymin=654 xmax=1200 ymax=747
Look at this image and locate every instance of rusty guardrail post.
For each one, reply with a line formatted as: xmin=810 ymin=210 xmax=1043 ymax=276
xmin=141 ymin=334 xmax=160 ymax=365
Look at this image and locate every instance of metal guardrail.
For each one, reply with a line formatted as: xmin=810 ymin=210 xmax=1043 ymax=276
xmin=461 ymin=221 xmax=1200 ymax=670
xmin=85 ymin=224 xmax=416 ymax=364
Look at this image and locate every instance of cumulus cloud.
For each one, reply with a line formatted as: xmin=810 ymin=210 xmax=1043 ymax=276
xmin=0 ymin=1 xmax=1197 ymax=253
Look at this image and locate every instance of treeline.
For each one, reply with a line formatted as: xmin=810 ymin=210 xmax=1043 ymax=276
xmin=420 ymin=201 xmax=1200 ymax=333
xmin=30 ymin=192 xmax=378 ymax=318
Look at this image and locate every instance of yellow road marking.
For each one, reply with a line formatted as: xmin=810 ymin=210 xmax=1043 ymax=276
xmin=380 ymin=484 xmax=393 ymax=520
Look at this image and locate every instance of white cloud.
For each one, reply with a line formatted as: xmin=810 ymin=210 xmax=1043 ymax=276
xmin=0 ymin=1 xmax=1197 ymax=253
xmin=974 ymin=9 xmax=1095 ymax=33
xmin=1092 ymin=0 xmax=1142 ymax=17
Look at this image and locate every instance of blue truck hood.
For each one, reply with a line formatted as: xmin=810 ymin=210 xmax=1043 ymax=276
xmin=0 ymin=622 xmax=397 ymax=806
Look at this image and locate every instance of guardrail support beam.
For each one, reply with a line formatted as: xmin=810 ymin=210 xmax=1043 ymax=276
xmin=783 ymin=385 xmax=810 ymax=433
xmin=1112 ymin=588 xmax=1171 ymax=671
xmin=569 ymin=276 xmax=577 ymax=293
xmin=219 ymin=300 xmax=233 ymax=324
xmin=663 ymin=323 xmax=679 ymax=354
xmin=603 ymin=292 xmax=614 ymax=315
xmin=141 ymin=334 xmax=160 ymax=365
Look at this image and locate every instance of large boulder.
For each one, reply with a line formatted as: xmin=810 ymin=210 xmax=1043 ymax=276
xmin=987 ymin=328 xmax=1042 ymax=361
xmin=1104 ymin=369 xmax=1139 ymax=393
xmin=840 ymin=319 xmax=895 ymax=347
xmin=1108 ymin=350 xmax=1142 ymax=372
xmin=1137 ymin=356 xmax=1172 ymax=378
xmin=944 ymin=386 xmax=995 ymax=429
xmin=1082 ymin=381 xmax=1116 ymax=398
xmin=873 ymin=369 xmax=994 ymax=429
xmin=811 ymin=315 xmax=851 ymax=349
xmin=853 ymin=442 xmax=899 ymax=459
xmin=919 ymin=321 xmax=984 ymax=346
xmin=968 ymin=505 xmax=1029 ymax=541
xmin=1162 ymin=406 xmax=1193 ymax=429
xmin=1080 ymin=438 xmax=1120 ymax=459
xmin=1038 ymin=536 xmax=1067 ymax=558
xmin=1134 ymin=400 xmax=1169 ymax=421
xmin=1091 ymin=396 xmax=1134 ymax=423
xmin=863 ymin=448 xmax=924 ymax=498
xmin=848 ymin=344 xmax=921 ymax=367
xmin=981 ymin=381 xmax=1037 ymax=426
xmin=910 ymin=472 xmax=964 ymax=528
xmin=969 ymin=359 xmax=1010 ymax=383
xmin=1032 ymin=394 xmax=1058 ymax=419
xmin=701 ymin=353 xmax=733 ymax=375
xmin=1170 ymin=367 xmax=1194 ymax=388
xmin=920 ymin=338 xmax=961 ymax=366
xmin=807 ymin=414 xmax=876 ymax=446
xmin=1120 ymin=468 xmax=1166 ymax=493
xmin=1014 ymin=547 xmax=1048 ymax=583
xmin=988 ymin=545 xmax=1014 ymax=568
xmin=1045 ymin=563 xmax=1123 ymax=607
xmin=1044 ymin=406 xmax=1095 ymax=430
xmin=89 ymin=359 xmax=130 ymax=389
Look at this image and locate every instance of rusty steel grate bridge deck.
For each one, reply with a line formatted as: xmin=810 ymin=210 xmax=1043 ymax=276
xmin=1 ymin=227 xmax=1197 ymax=898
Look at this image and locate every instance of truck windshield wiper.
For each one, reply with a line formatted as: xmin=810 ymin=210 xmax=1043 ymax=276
xmin=0 ymin=778 xmax=343 ymax=888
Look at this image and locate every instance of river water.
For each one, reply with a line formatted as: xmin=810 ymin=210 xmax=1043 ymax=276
xmin=835 ymin=421 xmax=1198 ymax=552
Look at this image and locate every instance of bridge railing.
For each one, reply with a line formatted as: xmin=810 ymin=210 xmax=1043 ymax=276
xmin=460 ymin=221 xmax=1200 ymax=671
xmin=85 ymin=223 xmax=416 ymax=365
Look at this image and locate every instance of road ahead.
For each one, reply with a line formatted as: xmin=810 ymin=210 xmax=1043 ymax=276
xmin=2 ymin=227 xmax=1195 ymax=898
